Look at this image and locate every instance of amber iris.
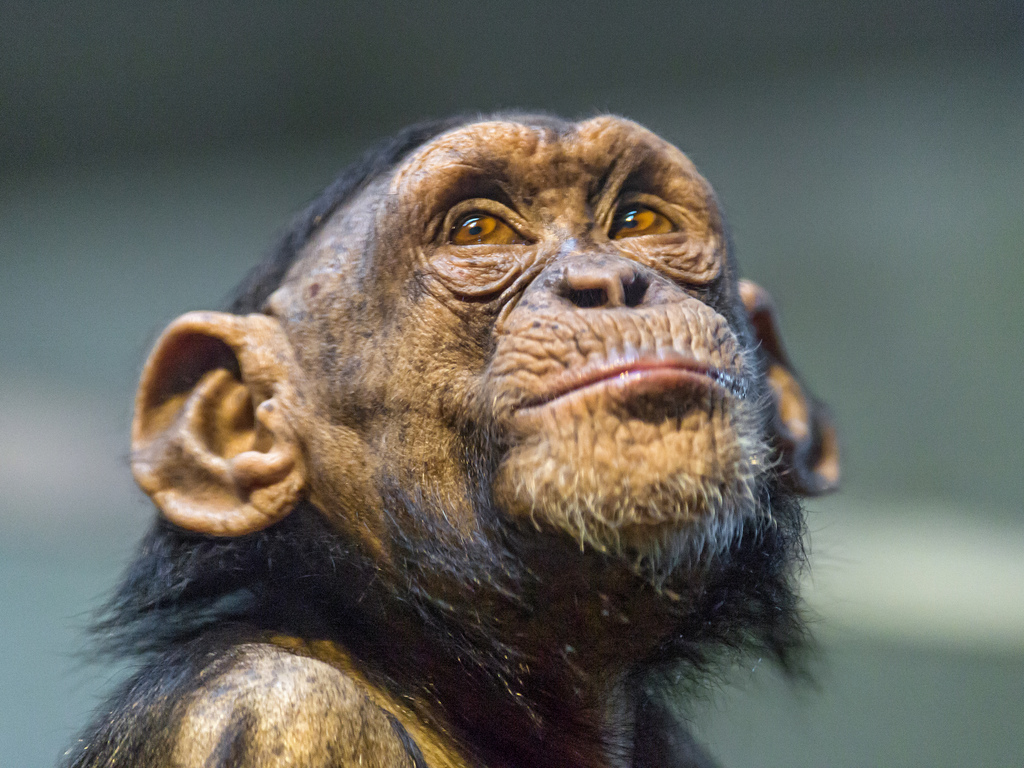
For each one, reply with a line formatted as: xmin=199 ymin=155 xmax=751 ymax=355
xmin=610 ymin=205 xmax=675 ymax=239
xmin=450 ymin=213 xmax=523 ymax=245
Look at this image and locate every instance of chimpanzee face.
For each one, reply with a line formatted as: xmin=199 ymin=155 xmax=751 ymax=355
xmin=131 ymin=115 xmax=836 ymax=570
xmin=270 ymin=118 xmax=766 ymax=558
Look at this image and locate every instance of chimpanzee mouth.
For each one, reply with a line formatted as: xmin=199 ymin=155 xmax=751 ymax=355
xmin=518 ymin=352 xmax=749 ymax=413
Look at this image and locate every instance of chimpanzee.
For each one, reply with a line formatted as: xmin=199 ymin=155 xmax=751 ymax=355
xmin=63 ymin=114 xmax=838 ymax=768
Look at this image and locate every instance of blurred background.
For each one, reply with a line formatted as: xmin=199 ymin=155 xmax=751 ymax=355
xmin=1 ymin=1 xmax=1021 ymax=765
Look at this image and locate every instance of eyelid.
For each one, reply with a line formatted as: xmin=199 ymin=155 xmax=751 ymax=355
xmin=612 ymin=192 xmax=677 ymax=220
xmin=440 ymin=198 xmax=534 ymax=245
xmin=609 ymin=193 xmax=681 ymax=233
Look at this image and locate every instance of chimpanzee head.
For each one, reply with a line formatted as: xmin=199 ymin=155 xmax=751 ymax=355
xmin=125 ymin=115 xmax=838 ymax=673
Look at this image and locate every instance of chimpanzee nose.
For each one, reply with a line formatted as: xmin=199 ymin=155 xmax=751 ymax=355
xmin=559 ymin=258 xmax=648 ymax=308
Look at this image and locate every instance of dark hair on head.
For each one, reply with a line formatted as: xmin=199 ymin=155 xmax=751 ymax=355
xmin=227 ymin=115 xmax=471 ymax=314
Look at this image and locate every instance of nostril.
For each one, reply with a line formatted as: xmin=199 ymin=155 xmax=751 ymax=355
xmin=622 ymin=273 xmax=648 ymax=307
xmin=565 ymin=287 xmax=608 ymax=308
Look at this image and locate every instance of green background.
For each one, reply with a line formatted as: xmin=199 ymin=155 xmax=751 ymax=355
xmin=1 ymin=2 xmax=1022 ymax=766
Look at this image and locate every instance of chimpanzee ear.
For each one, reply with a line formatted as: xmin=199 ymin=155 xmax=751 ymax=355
xmin=739 ymin=280 xmax=840 ymax=496
xmin=131 ymin=311 xmax=306 ymax=535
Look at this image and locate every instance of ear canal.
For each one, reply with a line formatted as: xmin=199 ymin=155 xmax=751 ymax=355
xmin=131 ymin=312 xmax=306 ymax=536
xmin=739 ymin=280 xmax=841 ymax=496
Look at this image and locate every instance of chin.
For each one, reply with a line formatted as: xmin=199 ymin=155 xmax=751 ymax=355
xmin=493 ymin=389 xmax=769 ymax=569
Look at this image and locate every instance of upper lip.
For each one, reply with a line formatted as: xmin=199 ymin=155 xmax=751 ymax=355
xmin=519 ymin=349 xmax=746 ymax=409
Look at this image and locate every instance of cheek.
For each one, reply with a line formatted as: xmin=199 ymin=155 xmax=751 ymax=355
xmin=427 ymin=246 xmax=528 ymax=299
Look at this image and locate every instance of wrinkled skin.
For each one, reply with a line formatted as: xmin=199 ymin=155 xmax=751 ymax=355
xmin=271 ymin=118 xmax=764 ymax=561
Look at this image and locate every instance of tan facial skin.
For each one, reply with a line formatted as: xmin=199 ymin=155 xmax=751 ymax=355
xmin=259 ymin=118 xmax=761 ymax=555
xmin=129 ymin=116 xmax=838 ymax=768
xmin=134 ymin=114 xmax=838 ymax=560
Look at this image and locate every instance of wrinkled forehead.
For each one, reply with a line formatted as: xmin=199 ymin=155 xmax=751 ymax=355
xmin=389 ymin=116 xmax=707 ymax=207
xmin=276 ymin=116 xmax=716 ymax=307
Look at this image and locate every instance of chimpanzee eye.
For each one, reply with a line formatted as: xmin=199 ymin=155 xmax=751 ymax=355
xmin=450 ymin=213 xmax=525 ymax=245
xmin=609 ymin=205 xmax=676 ymax=239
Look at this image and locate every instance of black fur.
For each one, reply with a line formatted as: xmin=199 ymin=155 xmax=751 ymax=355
xmin=68 ymin=484 xmax=804 ymax=766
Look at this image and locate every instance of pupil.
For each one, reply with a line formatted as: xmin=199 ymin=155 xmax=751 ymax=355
xmin=467 ymin=219 xmax=483 ymax=235
xmin=623 ymin=211 xmax=639 ymax=228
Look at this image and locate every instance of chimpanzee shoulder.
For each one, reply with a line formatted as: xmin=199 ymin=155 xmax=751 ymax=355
xmin=64 ymin=633 xmax=427 ymax=768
